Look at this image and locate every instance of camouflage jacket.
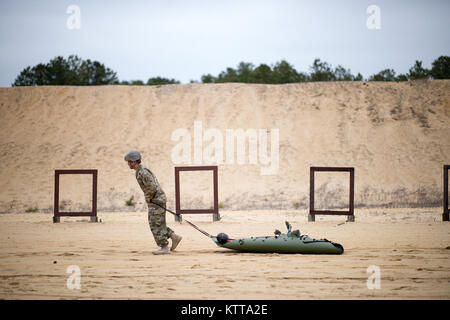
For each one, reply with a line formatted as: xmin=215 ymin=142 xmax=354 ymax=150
xmin=135 ymin=164 xmax=167 ymax=205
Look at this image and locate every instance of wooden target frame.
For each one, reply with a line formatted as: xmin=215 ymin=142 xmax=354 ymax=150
xmin=174 ymin=166 xmax=220 ymax=222
xmin=53 ymin=169 xmax=98 ymax=223
xmin=309 ymin=166 xmax=355 ymax=222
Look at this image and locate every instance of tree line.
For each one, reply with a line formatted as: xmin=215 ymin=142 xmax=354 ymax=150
xmin=200 ymin=57 xmax=449 ymax=83
xmin=12 ymin=55 xmax=450 ymax=86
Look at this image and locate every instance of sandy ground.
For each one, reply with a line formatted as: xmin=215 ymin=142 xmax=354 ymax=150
xmin=1 ymin=82 xmax=449 ymax=213
xmin=0 ymin=208 xmax=449 ymax=300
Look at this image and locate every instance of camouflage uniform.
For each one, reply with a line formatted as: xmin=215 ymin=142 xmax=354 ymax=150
xmin=136 ymin=164 xmax=174 ymax=247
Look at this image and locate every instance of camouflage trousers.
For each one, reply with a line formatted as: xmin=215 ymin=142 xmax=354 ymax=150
xmin=148 ymin=203 xmax=174 ymax=247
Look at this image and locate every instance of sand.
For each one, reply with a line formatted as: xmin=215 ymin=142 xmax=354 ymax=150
xmin=0 ymin=81 xmax=449 ymax=300
xmin=0 ymin=208 xmax=449 ymax=300
xmin=0 ymin=81 xmax=449 ymax=213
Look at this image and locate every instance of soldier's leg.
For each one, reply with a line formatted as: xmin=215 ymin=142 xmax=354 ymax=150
xmin=157 ymin=202 xmax=175 ymax=237
xmin=148 ymin=203 xmax=172 ymax=247
xmin=157 ymin=203 xmax=182 ymax=251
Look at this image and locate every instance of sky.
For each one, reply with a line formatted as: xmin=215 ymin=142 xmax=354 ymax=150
xmin=0 ymin=0 xmax=449 ymax=86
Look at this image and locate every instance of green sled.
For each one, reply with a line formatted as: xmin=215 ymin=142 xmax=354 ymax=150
xmin=212 ymin=221 xmax=344 ymax=255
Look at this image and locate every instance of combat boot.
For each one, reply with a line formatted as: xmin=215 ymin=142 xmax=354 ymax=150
xmin=152 ymin=245 xmax=171 ymax=255
xmin=170 ymin=233 xmax=182 ymax=251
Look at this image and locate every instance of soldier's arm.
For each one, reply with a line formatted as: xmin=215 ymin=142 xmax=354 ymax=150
xmin=140 ymin=170 xmax=157 ymax=199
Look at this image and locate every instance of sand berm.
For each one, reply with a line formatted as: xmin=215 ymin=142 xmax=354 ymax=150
xmin=0 ymin=80 xmax=449 ymax=212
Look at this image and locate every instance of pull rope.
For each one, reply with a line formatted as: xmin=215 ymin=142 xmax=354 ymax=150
xmin=183 ymin=219 xmax=212 ymax=238
xmin=150 ymin=201 xmax=213 ymax=238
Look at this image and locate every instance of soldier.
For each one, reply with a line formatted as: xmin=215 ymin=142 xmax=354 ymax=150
xmin=124 ymin=150 xmax=182 ymax=255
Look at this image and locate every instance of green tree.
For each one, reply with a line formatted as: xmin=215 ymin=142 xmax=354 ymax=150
xmin=13 ymin=64 xmax=47 ymax=86
xmin=430 ymin=55 xmax=450 ymax=79
xmin=395 ymin=74 xmax=409 ymax=81
xmin=201 ymin=74 xmax=216 ymax=83
xmin=334 ymin=65 xmax=354 ymax=81
xmin=216 ymin=67 xmax=239 ymax=83
xmin=252 ymin=64 xmax=273 ymax=83
xmin=46 ymin=56 xmax=77 ymax=85
xmin=77 ymin=58 xmax=118 ymax=85
xmin=368 ymin=69 xmax=397 ymax=81
xmin=354 ymin=73 xmax=364 ymax=81
xmin=309 ymin=59 xmax=336 ymax=81
xmin=236 ymin=62 xmax=255 ymax=83
xmin=12 ymin=55 xmax=118 ymax=86
xmin=408 ymin=60 xmax=429 ymax=80
xmin=146 ymin=77 xmax=180 ymax=85
xmin=272 ymin=60 xmax=307 ymax=83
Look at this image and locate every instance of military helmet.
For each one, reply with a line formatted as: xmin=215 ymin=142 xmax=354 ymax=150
xmin=124 ymin=150 xmax=141 ymax=161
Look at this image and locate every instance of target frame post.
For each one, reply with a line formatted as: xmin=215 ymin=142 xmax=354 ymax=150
xmin=444 ymin=165 xmax=449 ymax=222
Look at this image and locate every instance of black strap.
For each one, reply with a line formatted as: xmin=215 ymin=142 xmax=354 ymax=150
xmin=150 ymin=201 xmax=212 ymax=238
xmin=183 ymin=219 xmax=212 ymax=238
